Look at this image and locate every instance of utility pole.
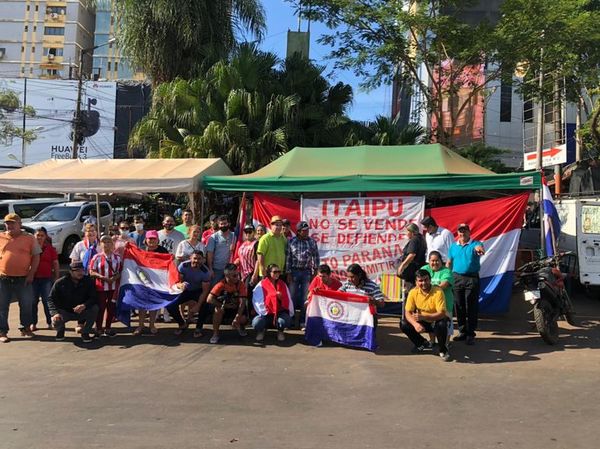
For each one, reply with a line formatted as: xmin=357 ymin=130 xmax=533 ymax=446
xmin=72 ymin=49 xmax=84 ymax=159
xmin=21 ymin=77 xmax=27 ymax=166
xmin=536 ymin=45 xmax=546 ymax=257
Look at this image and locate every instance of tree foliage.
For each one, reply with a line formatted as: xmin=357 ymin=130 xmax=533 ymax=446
xmin=128 ymin=45 xmax=354 ymax=174
xmin=116 ymin=0 xmax=266 ymax=84
xmin=345 ymin=116 xmax=425 ymax=146
xmin=295 ymin=0 xmax=516 ymax=146
xmin=455 ymin=142 xmax=511 ymax=173
xmin=0 ymin=89 xmax=37 ymax=146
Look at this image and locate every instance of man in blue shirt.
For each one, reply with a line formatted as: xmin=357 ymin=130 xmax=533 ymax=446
xmin=446 ymin=223 xmax=485 ymax=345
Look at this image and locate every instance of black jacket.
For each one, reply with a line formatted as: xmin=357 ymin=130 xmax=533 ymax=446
xmin=47 ymin=275 xmax=98 ymax=316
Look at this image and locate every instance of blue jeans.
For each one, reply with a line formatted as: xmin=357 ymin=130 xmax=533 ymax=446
xmin=289 ymin=269 xmax=311 ymax=322
xmin=32 ymin=278 xmax=53 ymax=326
xmin=252 ymin=311 xmax=292 ymax=332
xmin=0 ymin=276 xmax=34 ymax=333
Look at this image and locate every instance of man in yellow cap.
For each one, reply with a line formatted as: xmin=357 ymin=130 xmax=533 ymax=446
xmin=253 ymin=215 xmax=288 ymax=285
xmin=0 ymin=213 xmax=42 ymax=342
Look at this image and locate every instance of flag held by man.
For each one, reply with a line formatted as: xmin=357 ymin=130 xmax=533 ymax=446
xmin=305 ymin=289 xmax=377 ymax=352
xmin=117 ymin=243 xmax=181 ymax=326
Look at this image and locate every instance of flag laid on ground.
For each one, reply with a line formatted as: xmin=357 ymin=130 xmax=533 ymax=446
xmin=252 ymin=279 xmax=295 ymax=317
xmin=117 ymin=243 xmax=182 ymax=326
xmin=542 ymin=176 xmax=561 ymax=256
xmin=430 ymin=193 xmax=529 ymax=314
xmin=305 ymin=289 xmax=377 ymax=352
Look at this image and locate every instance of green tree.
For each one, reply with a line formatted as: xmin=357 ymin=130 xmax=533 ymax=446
xmin=345 ymin=116 xmax=425 ymax=146
xmin=116 ymin=0 xmax=266 ymax=84
xmin=128 ymin=45 xmax=354 ymax=174
xmin=0 ymin=89 xmax=36 ymax=146
xmin=456 ymin=142 xmax=511 ymax=173
xmin=295 ymin=0 xmax=517 ymax=146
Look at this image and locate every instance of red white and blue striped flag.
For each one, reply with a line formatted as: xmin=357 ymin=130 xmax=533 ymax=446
xmin=305 ymin=289 xmax=377 ymax=352
xmin=117 ymin=243 xmax=181 ymax=326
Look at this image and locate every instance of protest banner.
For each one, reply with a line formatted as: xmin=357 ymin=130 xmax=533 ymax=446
xmin=301 ymin=196 xmax=425 ymax=278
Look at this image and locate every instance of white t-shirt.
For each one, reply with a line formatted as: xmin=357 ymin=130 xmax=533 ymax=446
xmin=70 ymin=239 xmax=101 ymax=262
xmin=158 ymin=229 xmax=185 ymax=255
xmin=175 ymin=239 xmax=205 ymax=262
xmin=425 ymin=226 xmax=455 ymax=261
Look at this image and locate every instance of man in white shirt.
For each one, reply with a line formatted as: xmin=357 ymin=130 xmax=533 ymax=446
xmin=421 ymin=216 xmax=455 ymax=261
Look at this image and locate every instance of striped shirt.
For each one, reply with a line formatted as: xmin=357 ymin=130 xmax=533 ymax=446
xmin=90 ymin=252 xmax=122 ymax=291
xmin=339 ymin=279 xmax=385 ymax=302
xmin=286 ymin=236 xmax=320 ymax=271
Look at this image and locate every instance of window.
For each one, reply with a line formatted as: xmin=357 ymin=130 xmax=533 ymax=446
xmin=31 ymin=47 xmax=35 ymax=53
xmin=523 ymin=99 xmax=534 ymax=123
xmin=35 ymin=5 xmax=39 ymax=12
xmin=25 ymin=25 xmax=29 ymax=32
xmin=100 ymin=204 xmax=111 ymax=217
xmin=27 ymin=5 xmax=30 ymax=11
xmin=500 ymin=80 xmax=512 ymax=122
xmin=44 ymin=47 xmax=64 ymax=56
xmin=21 ymin=46 xmax=25 ymax=53
xmin=114 ymin=62 xmax=118 ymax=73
xmin=33 ymin=25 xmax=37 ymax=32
xmin=46 ymin=6 xmax=66 ymax=15
xmin=107 ymin=61 xmax=111 ymax=71
xmin=44 ymin=27 xmax=65 ymax=36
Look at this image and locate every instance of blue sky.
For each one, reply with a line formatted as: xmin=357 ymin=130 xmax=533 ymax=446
xmin=259 ymin=0 xmax=390 ymax=122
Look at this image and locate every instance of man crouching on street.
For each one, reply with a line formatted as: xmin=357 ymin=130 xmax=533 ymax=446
xmin=48 ymin=261 xmax=99 ymax=343
xmin=206 ymin=263 xmax=248 ymax=344
xmin=401 ymin=269 xmax=451 ymax=362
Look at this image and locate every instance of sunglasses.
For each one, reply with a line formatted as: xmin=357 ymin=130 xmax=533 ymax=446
xmin=271 ymin=270 xmax=282 ymax=274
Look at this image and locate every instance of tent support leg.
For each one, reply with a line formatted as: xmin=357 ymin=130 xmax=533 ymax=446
xmin=200 ymin=190 xmax=205 ymax=228
xmin=95 ymin=194 xmax=102 ymax=234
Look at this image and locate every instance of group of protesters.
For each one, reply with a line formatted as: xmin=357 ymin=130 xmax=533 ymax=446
xmin=0 ymin=209 xmax=485 ymax=361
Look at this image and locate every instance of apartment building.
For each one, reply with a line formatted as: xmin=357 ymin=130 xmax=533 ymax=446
xmin=92 ymin=0 xmax=144 ymax=81
xmin=0 ymin=0 xmax=95 ymax=79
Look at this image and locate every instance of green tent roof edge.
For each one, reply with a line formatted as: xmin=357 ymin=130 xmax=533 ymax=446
xmin=203 ymin=171 xmax=541 ymax=192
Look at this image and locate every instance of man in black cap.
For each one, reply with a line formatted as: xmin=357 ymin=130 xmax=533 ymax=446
xmin=47 ymin=261 xmax=99 ymax=342
xmin=421 ymin=216 xmax=455 ymax=260
xmin=282 ymin=218 xmax=293 ymax=240
xmin=286 ymin=220 xmax=320 ymax=327
xmin=446 ymin=223 xmax=485 ymax=345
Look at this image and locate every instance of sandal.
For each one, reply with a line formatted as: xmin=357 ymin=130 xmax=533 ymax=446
xmin=132 ymin=327 xmax=145 ymax=336
xmin=174 ymin=324 xmax=188 ymax=336
xmin=193 ymin=330 xmax=203 ymax=338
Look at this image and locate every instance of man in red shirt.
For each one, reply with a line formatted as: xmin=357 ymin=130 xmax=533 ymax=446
xmin=201 ymin=214 xmax=218 ymax=246
xmin=306 ymin=264 xmax=342 ymax=304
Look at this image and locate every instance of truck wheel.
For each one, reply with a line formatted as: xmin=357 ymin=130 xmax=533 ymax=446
xmin=533 ymin=300 xmax=559 ymax=345
xmin=61 ymin=235 xmax=80 ymax=261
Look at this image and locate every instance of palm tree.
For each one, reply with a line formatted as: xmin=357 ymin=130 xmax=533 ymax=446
xmin=344 ymin=115 xmax=425 ymax=146
xmin=116 ymin=0 xmax=266 ymax=84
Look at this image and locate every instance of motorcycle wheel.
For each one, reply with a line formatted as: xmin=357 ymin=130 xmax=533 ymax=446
xmin=533 ymin=300 xmax=559 ymax=345
xmin=562 ymin=292 xmax=576 ymax=326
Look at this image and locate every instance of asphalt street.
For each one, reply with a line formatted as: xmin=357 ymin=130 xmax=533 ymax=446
xmin=1 ymin=291 xmax=599 ymax=449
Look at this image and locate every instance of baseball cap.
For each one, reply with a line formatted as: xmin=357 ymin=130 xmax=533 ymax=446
xmin=209 ymin=214 xmax=217 ymax=222
xmin=69 ymin=261 xmax=84 ymax=271
xmin=146 ymin=230 xmax=159 ymax=239
xmin=421 ymin=216 xmax=436 ymax=227
xmin=243 ymin=224 xmax=255 ymax=232
xmin=4 ymin=213 xmax=20 ymax=222
xmin=282 ymin=218 xmax=291 ymax=226
xmin=296 ymin=221 xmax=309 ymax=231
xmin=270 ymin=215 xmax=283 ymax=224
xmin=457 ymin=223 xmax=470 ymax=231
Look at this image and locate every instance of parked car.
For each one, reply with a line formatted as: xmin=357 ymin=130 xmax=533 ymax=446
xmin=28 ymin=201 xmax=113 ymax=260
xmin=0 ymin=198 xmax=65 ymax=223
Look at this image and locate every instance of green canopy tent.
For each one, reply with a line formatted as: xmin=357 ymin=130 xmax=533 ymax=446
xmin=203 ymin=144 xmax=541 ymax=192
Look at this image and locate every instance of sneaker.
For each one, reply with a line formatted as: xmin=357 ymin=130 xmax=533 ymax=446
xmin=453 ymin=333 xmax=467 ymax=342
xmin=30 ymin=324 xmax=38 ymax=332
xmin=0 ymin=333 xmax=10 ymax=343
xmin=209 ymin=334 xmax=219 ymax=344
xmin=75 ymin=325 xmax=83 ymax=334
xmin=277 ymin=331 xmax=285 ymax=342
xmin=255 ymin=330 xmax=265 ymax=342
xmin=55 ymin=329 xmax=65 ymax=341
xmin=439 ymin=351 xmax=451 ymax=362
xmin=466 ymin=336 xmax=475 ymax=346
xmin=81 ymin=333 xmax=94 ymax=343
xmin=99 ymin=329 xmax=108 ymax=338
xmin=411 ymin=341 xmax=432 ymax=353
xmin=238 ymin=327 xmax=248 ymax=337
xmin=105 ymin=329 xmax=117 ymax=338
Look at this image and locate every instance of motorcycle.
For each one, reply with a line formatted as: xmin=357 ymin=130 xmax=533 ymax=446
xmin=516 ymin=252 xmax=576 ymax=345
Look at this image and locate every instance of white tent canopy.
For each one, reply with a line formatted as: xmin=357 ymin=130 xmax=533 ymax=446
xmin=0 ymin=158 xmax=233 ymax=193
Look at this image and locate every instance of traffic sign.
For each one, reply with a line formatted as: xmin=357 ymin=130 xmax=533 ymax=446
xmin=523 ymin=144 xmax=567 ymax=170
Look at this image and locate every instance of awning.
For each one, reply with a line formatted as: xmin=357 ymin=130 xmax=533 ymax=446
xmin=0 ymin=158 xmax=232 ymax=193
xmin=203 ymin=144 xmax=541 ymax=192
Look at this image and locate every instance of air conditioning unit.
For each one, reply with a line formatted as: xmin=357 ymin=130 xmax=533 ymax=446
xmin=48 ymin=54 xmax=55 ymax=60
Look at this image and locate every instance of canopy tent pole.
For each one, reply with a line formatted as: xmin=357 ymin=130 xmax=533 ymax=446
xmin=200 ymin=190 xmax=205 ymax=229
xmin=95 ymin=193 xmax=102 ymax=234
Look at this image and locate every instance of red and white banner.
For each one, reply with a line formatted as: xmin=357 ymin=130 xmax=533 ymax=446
xmin=301 ymin=196 xmax=424 ymax=277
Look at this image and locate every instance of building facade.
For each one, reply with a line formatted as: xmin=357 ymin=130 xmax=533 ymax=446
xmin=0 ymin=0 xmax=96 ymax=79
xmin=92 ymin=0 xmax=144 ymax=81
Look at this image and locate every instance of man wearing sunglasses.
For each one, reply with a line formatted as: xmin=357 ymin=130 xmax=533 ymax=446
xmin=446 ymin=223 xmax=485 ymax=346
